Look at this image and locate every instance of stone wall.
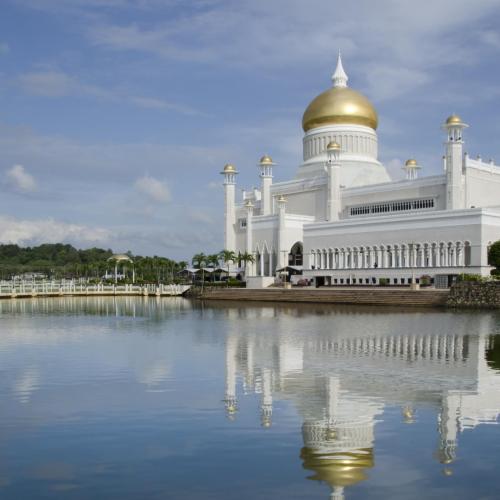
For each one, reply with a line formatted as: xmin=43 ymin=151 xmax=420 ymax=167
xmin=447 ymin=281 xmax=500 ymax=308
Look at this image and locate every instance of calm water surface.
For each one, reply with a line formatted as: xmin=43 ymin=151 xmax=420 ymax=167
xmin=1 ymin=297 xmax=500 ymax=500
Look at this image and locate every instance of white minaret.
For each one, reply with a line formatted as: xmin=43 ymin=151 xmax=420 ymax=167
xmin=402 ymin=159 xmax=421 ymax=180
xmin=245 ymin=199 xmax=254 ymax=276
xmin=258 ymin=155 xmax=275 ymax=216
xmin=326 ymin=141 xmax=341 ymax=221
xmin=443 ymin=115 xmax=468 ymax=210
xmin=277 ymin=195 xmax=288 ymax=268
xmin=221 ymin=163 xmax=238 ymax=251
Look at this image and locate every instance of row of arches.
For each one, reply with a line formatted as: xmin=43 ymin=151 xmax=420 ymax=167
xmin=310 ymin=241 xmax=472 ymax=270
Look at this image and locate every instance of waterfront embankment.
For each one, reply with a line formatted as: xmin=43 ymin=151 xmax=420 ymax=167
xmin=200 ymin=287 xmax=450 ymax=308
xmin=447 ymin=281 xmax=500 ymax=308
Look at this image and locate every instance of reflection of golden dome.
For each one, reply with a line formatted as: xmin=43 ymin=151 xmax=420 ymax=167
xmin=259 ymin=155 xmax=274 ymax=165
xmin=302 ymin=87 xmax=378 ymax=132
xmin=327 ymin=141 xmax=341 ymax=151
xmin=301 ymin=448 xmax=374 ymax=488
xmin=445 ymin=114 xmax=462 ymax=125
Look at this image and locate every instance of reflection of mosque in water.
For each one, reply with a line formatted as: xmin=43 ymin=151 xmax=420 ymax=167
xmin=222 ymin=308 xmax=500 ymax=500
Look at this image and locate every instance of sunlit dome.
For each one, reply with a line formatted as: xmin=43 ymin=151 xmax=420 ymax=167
xmin=302 ymin=52 xmax=378 ymax=132
xmin=445 ymin=114 xmax=463 ymax=125
xmin=108 ymin=254 xmax=133 ymax=263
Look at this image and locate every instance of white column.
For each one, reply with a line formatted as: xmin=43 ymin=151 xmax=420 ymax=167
xmin=221 ymin=165 xmax=238 ymax=251
xmin=326 ymin=143 xmax=341 ymax=221
xmin=277 ymin=195 xmax=288 ymax=269
xmin=443 ymin=116 xmax=467 ymax=210
xmin=245 ymin=200 xmax=254 ymax=276
xmin=258 ymin=156 xmax=276 ymax=216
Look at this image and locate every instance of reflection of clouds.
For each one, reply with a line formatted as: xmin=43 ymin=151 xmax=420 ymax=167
xmin=135 ymin=359 xmax=171 ymax=390
xmin=12 ymin=367 xmax=40 ymax=404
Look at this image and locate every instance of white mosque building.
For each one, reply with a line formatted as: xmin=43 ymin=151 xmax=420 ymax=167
xmin=220 ymin=53 xmax=500 ymax=288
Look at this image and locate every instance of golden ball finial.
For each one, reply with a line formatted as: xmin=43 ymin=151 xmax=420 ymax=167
xmin=222 ymin=163 xmax=237 ymax=173
xmin=326 ymin=141 xmax=341 ymax=151
xmin=405 ymin=159 xmax=418 ymax=167
xmin=445 ymin=114 xmax=463 ymax=125
xmin=259 ymin=154 xmax=274 ymax=165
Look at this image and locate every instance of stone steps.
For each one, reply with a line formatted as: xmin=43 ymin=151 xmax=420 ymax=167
xmin=201 ymin=288 xmax=449 ymax=307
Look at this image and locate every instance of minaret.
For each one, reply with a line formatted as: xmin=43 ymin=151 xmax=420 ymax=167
xmin=224 ymin=335 xmax=238 ymax=420
xmin=245 ymin=199 xmax=254 ymax=276
xmin=277 ymin=195 xmax=288 ymax=268
xmin=331 ymin=50 xmax=348 ymax=88
xmin=260 ymin=368 xmax=273 ymax=428
xmin=258 ymin=155 xmax=275 ymax=216
xmin=402 ymin=159 xmax=421 ymax=180
xmin=443 ymin=115 xmax=467 ymax=210
xmin=436 ymin=393 xmax=459 ymax=466
xmin=326 ymin=141 xmax=341 ymax=221
xmin=221 ymin=163 xmax=238 ymax=251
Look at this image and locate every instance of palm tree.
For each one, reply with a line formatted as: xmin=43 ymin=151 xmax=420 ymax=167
xmin=239 ymin=251 xmax=255 ymax=278
xmin=192 ymin=252 xmax=207 ymax=291
xmin=219 ymin=249 xmax=236 ymax=286
xmin=207 ymin=254 xmax=220 ymax=282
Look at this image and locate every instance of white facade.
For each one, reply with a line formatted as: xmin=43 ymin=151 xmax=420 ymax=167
xmin=221 ymin=54 xmax=500 ymax=286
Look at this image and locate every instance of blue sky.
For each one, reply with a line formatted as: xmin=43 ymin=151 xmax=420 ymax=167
xmin=1 ymin=0 xmax=500 ymax=260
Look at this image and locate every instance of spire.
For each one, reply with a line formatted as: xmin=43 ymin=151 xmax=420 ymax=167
xmin=332 ymin=50 xmax=348 ymax=88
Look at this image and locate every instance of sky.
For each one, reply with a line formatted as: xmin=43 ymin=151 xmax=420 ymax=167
xmin=1 ymin=0 xmax=500 ymax=260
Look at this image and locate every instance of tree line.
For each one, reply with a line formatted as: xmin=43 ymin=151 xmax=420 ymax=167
xmin=0 ymin=243 xmax=188 ymax=283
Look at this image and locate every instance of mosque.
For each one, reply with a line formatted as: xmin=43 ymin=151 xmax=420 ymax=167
xmin=220 ymin=53 xmax=500 ymax=288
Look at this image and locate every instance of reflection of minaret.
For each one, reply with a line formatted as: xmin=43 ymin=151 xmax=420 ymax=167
xmin=261 ymin=368 xmax=273 ymax=427
xmin=224 ymin=335 xmax=238 ymax=419
xmin=436 ymin=393 xmax=459 ymax=465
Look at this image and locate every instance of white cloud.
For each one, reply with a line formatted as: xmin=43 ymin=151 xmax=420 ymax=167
xmin=17 ymin=70 xmax=199 ymax=114
xmin=5 ymin=164 xmax=37 ymax=192
xmin=0 ymin=215 xmax=111 ymax=247
xmin=134 ymin=175 xmax=171 ymax=203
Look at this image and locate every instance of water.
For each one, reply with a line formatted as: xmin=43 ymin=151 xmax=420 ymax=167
xmin=0 ymin=297 xmax=500 ymax=500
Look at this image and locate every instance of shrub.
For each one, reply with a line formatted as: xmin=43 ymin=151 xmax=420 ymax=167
xmin=419 ymin=275 xmax=432 ymax=286
xmin=379 ymin=278 xmax=389 ymax=286
xmin=488 ymin=241 xmax=500 ymax=269
xmin=458 ymin=273 xmax=484 ymax=282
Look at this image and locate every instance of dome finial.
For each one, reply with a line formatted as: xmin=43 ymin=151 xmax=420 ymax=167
xmin=332 ymin=50 xmax=348 ymax=88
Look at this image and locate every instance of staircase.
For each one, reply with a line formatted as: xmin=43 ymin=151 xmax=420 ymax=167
xmin=201 ymin=287 xmax=449 ymax=308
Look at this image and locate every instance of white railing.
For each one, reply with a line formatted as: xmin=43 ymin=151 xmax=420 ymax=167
xmin=0 ymin=281 xmax=190 ymax=297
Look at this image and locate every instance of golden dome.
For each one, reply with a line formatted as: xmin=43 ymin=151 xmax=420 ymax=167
xmin=301 ymin=448 xmax=374 ymax=488
xmin=446 ymin=114 xmax=462 ymax=125
xmin=327 ymin=141 xmax=341 ymax=151
xmin=222 ymin=163 xmax=237 ymax=173
xmin=108 ymin=254 xmax=133 ymax=263
xmin=405 ymin=159 xmax=418 ymax=167
xmin=259 ymin=155 xmax=274 ymax=165
xmin=302 ymin=87 xmax=378 ymax=132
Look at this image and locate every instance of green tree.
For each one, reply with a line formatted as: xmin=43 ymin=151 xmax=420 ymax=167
xmin=239 ymin=251 xmax=255 ymax=277
xmin=192 ymin=253 xmax=208 ymax=291
xmin=488 ymin=241 xmax=500 ymax=276
xmin=219 ymin=250 xmax=236 ymax=287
